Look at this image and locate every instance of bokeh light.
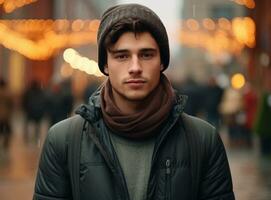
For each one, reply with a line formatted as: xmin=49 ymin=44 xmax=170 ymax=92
xmin=231 ymin=73 xmax=246 ymax=89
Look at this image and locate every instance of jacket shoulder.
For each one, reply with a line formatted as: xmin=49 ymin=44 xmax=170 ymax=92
xmin=33 ymin=116 xmax=84 ymax=199
xmin=181 ymin=113 xmax=219 ymax=149
xmin=45 ymin=115 xmax=84 ymax=161
xmin=182 ymin=113 xmax=216 ymax=135
xmin=49 ymin=114 xmax=84 ymax=137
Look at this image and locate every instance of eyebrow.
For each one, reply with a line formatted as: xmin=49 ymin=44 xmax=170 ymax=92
xmin=108 ymin=49 xmax=129 ymax=54
xmin=108 ymin=48 xmax=158 ymax=54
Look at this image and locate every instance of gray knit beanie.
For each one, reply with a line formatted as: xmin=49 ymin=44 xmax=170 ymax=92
xmin=97 ymin=3 xmax=170 ymax=75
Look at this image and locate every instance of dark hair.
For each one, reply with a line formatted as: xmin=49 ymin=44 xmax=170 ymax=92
xmin=104 ymin=18 xmax=154 ymax=50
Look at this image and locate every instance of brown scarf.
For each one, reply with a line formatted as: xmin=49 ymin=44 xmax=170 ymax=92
xmin=100 ymin=74 xmax=175 ymax=139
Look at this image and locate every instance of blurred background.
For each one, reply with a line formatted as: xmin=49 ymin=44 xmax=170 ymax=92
xmin=0 ymin=0 xmax=271 ymax=199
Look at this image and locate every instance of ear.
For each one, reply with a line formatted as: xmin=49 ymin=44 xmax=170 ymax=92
xmin=104 ymin=65 xmax=109 ymax=74
xmin=160 ymin=64 xmax=164 ymax=71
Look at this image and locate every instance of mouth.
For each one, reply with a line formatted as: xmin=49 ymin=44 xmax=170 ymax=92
xmin=125 ymin=79 xmax=146 ymax=84
xmin=124 ymin=79 xmax=147 ymax=88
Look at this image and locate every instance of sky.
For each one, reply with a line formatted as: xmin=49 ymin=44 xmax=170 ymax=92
xmin=118 ymin=0 xmax=183 ymax=55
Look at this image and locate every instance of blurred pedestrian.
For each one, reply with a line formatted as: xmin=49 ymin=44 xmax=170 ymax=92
xmin=178 ymin=77 xmax=205 ymax=116
xmin=0 ymin=78 xmax=13 ymax=153
xmin=22 ymin=80 xmax=46 ymax=144
xmin=34 ymin=3 xmax=235 ymax=200
xmin=204 ymin=76 xmax=224 ymax=128
xmin=83 ymin=76 xmax=100 ymax=104
xmin=219 ymin=87 xmax=247 ymax=146
xmin=242 ymin=82 xmax=258 ymax=144
xmin=46 ymin=80 xmax=74 ymax=126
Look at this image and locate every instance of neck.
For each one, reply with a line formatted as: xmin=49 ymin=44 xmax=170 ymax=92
xmin=111 ymin=89 xmax=151 ymax=115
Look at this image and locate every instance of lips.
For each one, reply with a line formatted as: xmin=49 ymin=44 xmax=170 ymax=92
xmin=125 ymin=79 xmax=146 ymax=84
xmin=125 ymin=79 xmax=146 ymax=88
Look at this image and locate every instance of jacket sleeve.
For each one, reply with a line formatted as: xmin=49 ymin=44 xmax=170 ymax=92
xmin=33 ymin=121 xmax=72 ymax=200
xmin=199 ymin=130 xmax=235 ymax=200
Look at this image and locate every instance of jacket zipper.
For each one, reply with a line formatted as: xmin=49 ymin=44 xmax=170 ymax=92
xmin=103 ymin=153 xmax=130 ymax=200
xmin=165 ymin=159 xmax=172 ymax=200
xmin=88 ymin=123 xmax=130 ymax=200
xmin=105 ymin=146 xmax=130 ymax=200
xmin=146 ymin=114 xmax=180 ymax=199
xmin=114 ymin=156 xmax=131 ymax=200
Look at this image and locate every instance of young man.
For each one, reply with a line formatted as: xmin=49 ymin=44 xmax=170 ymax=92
xmin=33 ymin=3 xmax=235 ymax=200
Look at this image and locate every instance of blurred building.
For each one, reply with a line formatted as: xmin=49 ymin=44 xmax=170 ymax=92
xmin=176 ymin=0 xmax=270 ymax=93
xmin=0 ymin=0 xmax=115 ymax=100
xmin=169 ymin=0 xmax=254 ymax=87
xmin=182 ymin=0 xmax=245 ymax=19
xmin=248 ymin=0 xmax=271 ymax=92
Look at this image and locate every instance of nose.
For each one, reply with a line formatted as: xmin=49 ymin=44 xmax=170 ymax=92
xmin=128 ymin=56 xmax=142 ymax=74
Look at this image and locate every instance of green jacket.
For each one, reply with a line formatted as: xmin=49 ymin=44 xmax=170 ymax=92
xmin=33 ymin=89 xmax=235 ymax=200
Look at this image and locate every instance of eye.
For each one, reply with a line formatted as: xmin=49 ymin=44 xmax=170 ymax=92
xmin=140 ymin=51 xmax=155 ymax=60
xmin=114 ymin=53 xmax=129 ymax=61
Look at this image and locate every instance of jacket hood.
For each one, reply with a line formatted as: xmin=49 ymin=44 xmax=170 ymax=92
xmin=75 ymin=85 xmax=187 ymax=123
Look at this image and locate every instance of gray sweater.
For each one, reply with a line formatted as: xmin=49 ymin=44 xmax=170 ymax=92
xmin=110 ymin=133 xmax=155 ymax=200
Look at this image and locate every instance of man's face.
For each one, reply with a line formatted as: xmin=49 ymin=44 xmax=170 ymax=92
xmin=105 ymin=32 xmax=163 ymax=105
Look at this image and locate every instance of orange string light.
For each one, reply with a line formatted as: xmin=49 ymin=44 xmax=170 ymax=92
xmin=0 ymin=17 xmax=256 ymax=60
xmin=1 ymin=0 xmax=38 ymax=13
xmin=230 ymin=0 xmax=255 ymax=9
xmin=0 ymin=19 xmax=99 ymax=60
xmin=180 ymin=17 xmax=255 ymax=56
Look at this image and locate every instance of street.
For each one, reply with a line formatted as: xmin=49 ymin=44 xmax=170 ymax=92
xmin=0 ymin=111 xmax=271 ymax=200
